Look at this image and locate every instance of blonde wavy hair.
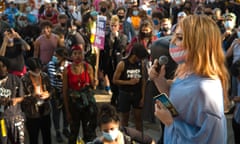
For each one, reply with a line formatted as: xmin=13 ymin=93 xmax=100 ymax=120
xmin=174 ymin=15 xmax=230 ymax=109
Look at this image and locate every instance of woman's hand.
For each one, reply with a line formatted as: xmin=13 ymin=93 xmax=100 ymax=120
xmin=11 ymin=97 xmax=24 ymax=106
xmin=129 ymin=78 xmax=140 ymax=85
xmin=154 ymin=100 xmax=173 ymax=126
xmin=38 ymin=91 xmax=50 ymax=100
xmin=148 ymin=59 xmax=166 ymax=81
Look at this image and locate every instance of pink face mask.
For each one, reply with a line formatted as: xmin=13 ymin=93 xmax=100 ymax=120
xmin=169 ymin=43 xmax=187 ymax=64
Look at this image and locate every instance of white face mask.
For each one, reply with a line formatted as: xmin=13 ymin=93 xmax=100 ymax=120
xmin=68 ymin=5 xmax=76 ymax=11
xmin=29 ymin=70 xmax=41 ymax=77
xmin=224 ymin=20 xmax=235 ymax=30
xmin=102 ymin=129 xmax=119 ymax=141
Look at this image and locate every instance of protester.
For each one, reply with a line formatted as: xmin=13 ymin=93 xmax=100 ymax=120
xmin=21 ymin=57 xmax=53 ymax=144
xmin=0 ymin=28 xmax=30 ymax=77
xmin=34 ymin=20 xmax=60 ymax=70
xmin=113 ymin=43 xmax=149 ymax=131
xmin=65 ymin=19 xmax=85 ymax=52
xmin=116 ymin=7 xmax=136 ymax=43
xmin=89 ymin=104 xmax=155 ymax=144
xmin=99 ymin=15 xmax=128 ymax=106
xmin=47 ymin=48 xmax=70 ymax=142
xmin=0 ymin=56 xmax=25 ymax=144
xmin=126 ymin=20 xmax=157 ymax=54
xmin=63 ymin=45 xmax=98 ymax=143
xmin=149 ymin=15 xmax=229 ymax=144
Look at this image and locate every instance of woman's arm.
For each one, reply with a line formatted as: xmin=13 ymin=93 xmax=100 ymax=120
xmin=62 ymin=67 xmax=71 ymax=123
xmin=87 ymin=63 xmax=96 ymax=88
xmin=0 ymin=32 xmax=9 ymax=56
xmin=33 ymin=39 xmax=40 ymax=58
xmin=225 ymin=40 xmax=236 ymax=58
xmin=11 ymin=29 xmax=31 ymax=51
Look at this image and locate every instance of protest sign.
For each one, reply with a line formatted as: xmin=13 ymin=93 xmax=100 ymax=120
xmin=94 ymin=15 xmax=107 ymax=50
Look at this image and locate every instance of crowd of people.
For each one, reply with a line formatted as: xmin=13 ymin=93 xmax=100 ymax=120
xmin=0 ymin=0 xmax=240 ymax=143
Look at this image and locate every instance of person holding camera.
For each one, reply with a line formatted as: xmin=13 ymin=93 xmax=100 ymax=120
xmin=47 ymin=48 xmax=70 ymax=142
xmin=0 ymin=28 xmax=30 ymax=77
xmin=21 ymin=58 xmax=53 ymax=144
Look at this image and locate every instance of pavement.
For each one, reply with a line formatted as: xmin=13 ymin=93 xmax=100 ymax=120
xmin=24 ymin=89 xmax=234 ymax=144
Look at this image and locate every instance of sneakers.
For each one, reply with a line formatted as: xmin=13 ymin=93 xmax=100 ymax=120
xmin=56 ymin=131 xmax=63 ymax=143
xmin=105 ymin=86 xmax=112 ymax=95
xmin=63 ymin=128 xmax=71 ymax=138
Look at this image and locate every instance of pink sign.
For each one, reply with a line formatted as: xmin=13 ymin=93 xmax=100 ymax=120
xmin=94 ymin=15 xmax=107 ymax=50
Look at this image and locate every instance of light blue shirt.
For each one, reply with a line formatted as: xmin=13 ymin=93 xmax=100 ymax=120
xmin=164 ymin=74 xmax=227 ymax=144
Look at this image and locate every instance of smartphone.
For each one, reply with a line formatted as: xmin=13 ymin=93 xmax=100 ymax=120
xmin=153 ymin=93 xmax=179 ymax=117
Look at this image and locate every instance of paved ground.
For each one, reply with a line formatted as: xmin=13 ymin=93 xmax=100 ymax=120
xmin=24 ymin=90 xmax=234 ymax=144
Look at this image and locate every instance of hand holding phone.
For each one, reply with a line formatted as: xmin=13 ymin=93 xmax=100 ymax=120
xmin=153 ymin=93 xmax=179 ymax=117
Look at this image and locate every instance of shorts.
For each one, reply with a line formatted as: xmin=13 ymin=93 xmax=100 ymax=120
xmin=118 ymin=90 xmax=142 ymax=113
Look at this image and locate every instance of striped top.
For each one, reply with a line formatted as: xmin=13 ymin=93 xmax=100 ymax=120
xmin=47 ymin=59 xmax=69 ymax=91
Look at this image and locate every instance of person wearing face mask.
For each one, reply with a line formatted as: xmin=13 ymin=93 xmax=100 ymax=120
xmin=0 ymin=56 xmax=25 ymax=144
xmin=98 ymin=0 xmax=112 ymax=34
xmin=126 ymin=5 xmax=141 ymax=33
xmin=63 ymin=45 xmax=98 ymax=143
xmin=222 ymin=12 xmax=237 ymax=50
xmin=126 ymin=20 xmax=157 ymax=54
xmin=112 ymin=43 xmax=149 ymax=131
xmin=21 ymin=57 xmax=53 ymax=144
xmin=158 ymin=18 xmax=173 ymax=37
xmin=151 ymin=11 xmax=164 ymax=37
xmin=53 ymin=14 xmax=69 ymax=35
xmin=80 ymin=0 xmax=91 ymax=16
xmin=16 ymin=14 xmax=29 ymax=31
xmin=39 ymin=2 xmax=59 ymax=24
xmin=47 ymin=48 xmax=70 ymax=142
xmin=89 ymin=104 xmax=155 ymax=144
xmin=3 ymin=1 xmax=19 ymax=28
xmin=116 ymin=6 xmax=136 ymax=42
xmin=149 ymin=15 xmax=230 ymax=144
xmin=0 ymin=28 xmax=30 ymax=77
xmin=66 ymin=0 xmax=82 ymax=27
xmin=65 ymin=20 xmax=85 ymax=53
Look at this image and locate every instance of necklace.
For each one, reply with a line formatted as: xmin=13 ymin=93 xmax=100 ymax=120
xmin=71 ymin=64 xmax=84 ymax=87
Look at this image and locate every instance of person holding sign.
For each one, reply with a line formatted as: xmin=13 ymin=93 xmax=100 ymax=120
xmin=149 ymin=15 xmax=230 ymax=144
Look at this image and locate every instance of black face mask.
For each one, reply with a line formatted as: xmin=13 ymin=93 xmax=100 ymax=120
xmin=140 ymin=31 xmax=152 ymax=38
xmin=61 ymin=23 xmax=66 ymax=27
xmin=82 ymin=1 xmax=88 ymax=5
xmin=118 ymin=15 xmax=124 ymax=20
xmin=46 ymin=13 xmax=53 ymax=17
xmin=100 ymin=7 xmax=107 ymax=13
xmin=162 ymin=27 xmax=170 ymax=32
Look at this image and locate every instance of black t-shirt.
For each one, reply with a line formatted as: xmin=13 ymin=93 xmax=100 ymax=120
xmin=119 ymin=59 xmax=142 ymax=93
xmin=5 ymin=38 xmax=25 ymax=71
xmin=0 ymin=74 xmax=24 ymax=118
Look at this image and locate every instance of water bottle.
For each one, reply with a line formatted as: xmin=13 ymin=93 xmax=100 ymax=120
xmin=76 ymin=136 xmax=85 ymax=144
